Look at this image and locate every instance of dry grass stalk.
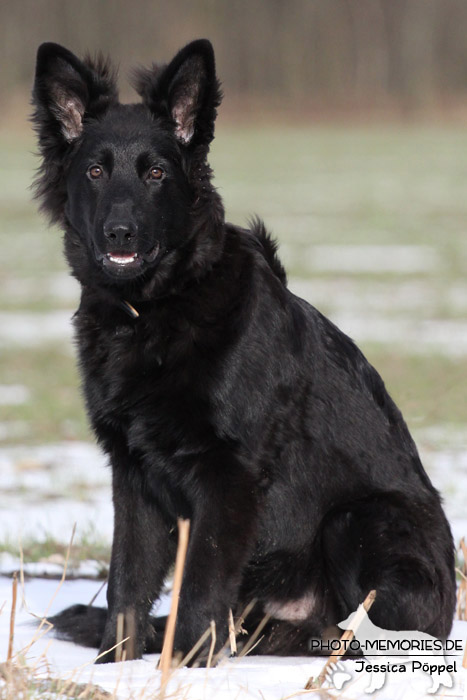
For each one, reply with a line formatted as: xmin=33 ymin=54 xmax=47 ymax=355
xmin=18 ymin=539 xmax=26 ymax=610
xmin=176 ymin=627 xmax=212 ymax=669
xmin=228 ymin=608 xmax=237 ymax=656
xmin=210 ymin=598 xmax=257 ymax=666
xmin=115 ymin=612 xmax=124 ymax=663
xmin=225 ymin=599 xmax=256 ymax=645
xmin=20 ymin=523 xmax=77 ymax=657
xmin=1 ymin=527 xmax=124 ymax=700
xmin=206 ymin=621 xmax=217 ymax=669
xmin=238 ymin=613 xmax=271 ymax=658
xmin=456 ymin=538 xmax=467 ymax=621
xmin=93 ymin=637 xmax=130 ymax=664
xmin=233 ymin=598 xmax=257 ymax=637
xmin=0 ymin=661 xmax=112 ymax=700
xmin=305 ymin=589 xmax=377 ymax=690
xmin=159 ymin=518 xmax=190 ymax=694
xmin=88 ymin=578 xmax=107 ymax=607
xmin=6 ymin=572 xmax=17 ymax=664
xmin=125 ymin=609 xmax=136 ymax=661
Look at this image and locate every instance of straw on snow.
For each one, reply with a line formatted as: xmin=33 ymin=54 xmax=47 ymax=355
xmin=305 ymin=589 xmax=377 ymax=690
xmin=159 ymin=518 xmax=191 ymax=695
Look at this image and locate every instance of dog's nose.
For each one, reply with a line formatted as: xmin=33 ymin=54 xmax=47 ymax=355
xmin=103 ymin=221 xmax=137 ymax=246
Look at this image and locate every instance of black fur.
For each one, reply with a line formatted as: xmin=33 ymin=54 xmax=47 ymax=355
xmin=32 ymin=40 xmax=456 ymax=664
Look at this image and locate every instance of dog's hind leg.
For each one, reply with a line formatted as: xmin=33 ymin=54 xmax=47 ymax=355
xmin=237 ymin=617 xmax=316 ymax=657
xmin=322 ymin=493 xmax=456 ymax=638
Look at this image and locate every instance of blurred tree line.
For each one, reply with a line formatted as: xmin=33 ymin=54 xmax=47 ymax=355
xmin=2 ymin=0 xmax=467 ymax=117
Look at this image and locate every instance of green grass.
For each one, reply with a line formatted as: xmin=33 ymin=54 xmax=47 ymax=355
xmin=0 ymin=346 xmax=90 ymax=444
xmin=362 ymin=349 xmax=467 ymax=429
xmin=1 ymin=345 xmax=466 ymax=446
xmin=1 ymin=530 xmax=110 ymax=572
xmin=1 ymin=124 xmax=466 ymax=444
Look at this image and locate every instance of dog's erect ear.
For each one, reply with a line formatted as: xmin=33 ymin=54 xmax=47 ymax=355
xmin=32 ymin=42 xmax=118 ymax=143
xmin=133 ymin=39 xmax=222 ymax=147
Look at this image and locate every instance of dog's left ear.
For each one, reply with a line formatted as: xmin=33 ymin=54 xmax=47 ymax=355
xmin=134 ymin=39 xmax=222 ymax=147
xmin=32 ymin=42 xmax=118 ymax=144
xmin=32 ymin=43 xmax=118 ymax=223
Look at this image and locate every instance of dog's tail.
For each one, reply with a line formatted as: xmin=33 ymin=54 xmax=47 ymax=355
xmin=48 ymin=605 xmax=108 ymax=649
xmin=48 ymin=605 xmax=166 ymax=653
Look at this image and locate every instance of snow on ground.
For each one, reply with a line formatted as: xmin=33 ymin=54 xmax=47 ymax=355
xmin=3 ymin=272 xmax=80 ymax=305
xmin=0 ymin=310 xmax=74 ymax=348
xmin=302 ymin=245 xmax=440 ymax=274
xmin=0 ymin=576 xmax=466 ymax=700
xmin=290 ymin=277 xmax=467 ymax=357
xmin=0 ymin=384 xmax=31 ymax=406
xmin=1 ymin=433 xmax=465 ymax=555
xmin=2 ymin=268 xmax=467 ymax=355
xmin=0 ymin=442 xmax=113 ymax=549
xmin=0 ymin=437 xmax=466 ymax=698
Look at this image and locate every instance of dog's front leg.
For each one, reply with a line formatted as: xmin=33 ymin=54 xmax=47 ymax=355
xmin=174 ymin=461 xmax=258 ymax=663
xmin=97 ymin=464 xmax=175 ymax=663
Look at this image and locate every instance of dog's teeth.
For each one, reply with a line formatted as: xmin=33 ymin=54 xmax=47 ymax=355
xmin=108 ymin=254 xmax=137 ymax=264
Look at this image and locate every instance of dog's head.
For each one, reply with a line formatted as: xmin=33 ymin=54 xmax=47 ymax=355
xmin=32 ymin=40 xmax=223 ymax=293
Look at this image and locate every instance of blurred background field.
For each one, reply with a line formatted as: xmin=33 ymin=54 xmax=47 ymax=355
xmin=1 ymin=126 xmax=466 ymax=441
xmin=0 ymin=0 xmax=466 ymax=558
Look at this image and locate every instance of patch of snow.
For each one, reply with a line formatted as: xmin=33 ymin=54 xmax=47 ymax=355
xmin=306 ymin=245 xmax=439 ymax=274
xmin=329 ymin=314 xmax=467 ymax=356
xmin=0 ymin=442 xmax=110 ymax=491
xmin=0 ymin=553 xmax=21 ymax=573
xmin=289 ymin=277 xmax=440 ymax=315
xmin=0 ymin=420 xmax=29 ymax=441
xmin=0 ymin=430 xmax=465 ymax=697
xmin=423 ymin=446 xmax=467 ymax=525
xmin=2 ymin=273 xmax=80 ymax=303
xmin=288 ymin=278 xmax=467 ymax=355
xmin=448 ymin=284 xmax=467 ymax=312
xmin=1 ymin=278 xmax=466 ymax=358
xmin=0 ymin=577 xmax=465 ymax=700
xmin=0 ymin=442 xmax=112 ymax=547
xmin=0 ymin=311 xmax=74 ymax=347
xmin=0 ymin=384 xmax=31 ymax=406
xmin=0 ymin=496 xmax=113 ymax=547
xmin=13 ymin=560 xmax=66 ymax=578
xmin=0 ymin=555 xmax=106 ymax=580
xmin=0 ymin=437 xmax=465 ymax=562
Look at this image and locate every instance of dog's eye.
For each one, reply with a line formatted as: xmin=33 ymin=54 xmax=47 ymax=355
xmin=88 ymin=165 xmax=103 ymax=180
xmin=148 ymin=167 xmax=164 ymax=181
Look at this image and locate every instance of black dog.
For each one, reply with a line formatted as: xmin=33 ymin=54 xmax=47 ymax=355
xmin=32 ymin=39 xmax=455 ymax=663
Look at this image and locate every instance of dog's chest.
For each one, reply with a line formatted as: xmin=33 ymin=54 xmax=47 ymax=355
xmin=75 ymin=303 xmax=207 ymax=422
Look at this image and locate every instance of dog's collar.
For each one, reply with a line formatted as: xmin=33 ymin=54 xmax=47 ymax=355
xmin=120 ymin=300 xmax=140 ymax=318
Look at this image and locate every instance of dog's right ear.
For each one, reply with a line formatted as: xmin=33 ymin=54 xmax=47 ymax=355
xmin=32 ymin=42 xmax=118 ymax=144
xmin=133 ymin=40 xmax=222 ymax=149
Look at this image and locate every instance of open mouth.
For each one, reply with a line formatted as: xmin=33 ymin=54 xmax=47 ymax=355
xmin=100 ymin=244 xmax=160 ymax=275
xmin=107 ymin=252 xmax=139 ymax=266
